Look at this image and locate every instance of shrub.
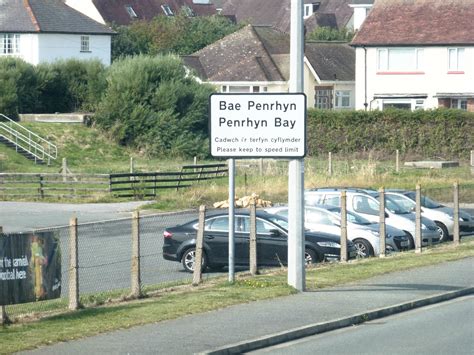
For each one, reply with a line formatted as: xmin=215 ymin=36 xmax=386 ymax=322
xmin=95 ymin=55 xmax=215 ymax=158
xmin=0 ymin=57 xmax=37 ymax=118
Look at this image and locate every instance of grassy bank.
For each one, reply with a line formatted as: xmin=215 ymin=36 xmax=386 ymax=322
xmin=1 ymin=240 xmax=473 ymax=354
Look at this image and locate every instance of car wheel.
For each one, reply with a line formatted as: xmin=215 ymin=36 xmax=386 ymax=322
xmin=181 ymin=247 xmax=207 ymax=273
xmin=435 ymin=222 xmax=450 ymax=243
xmin=304 ymin=248 xmax=318 ymax=265
xmin=353 ymin=238 xmax=374 ymax=258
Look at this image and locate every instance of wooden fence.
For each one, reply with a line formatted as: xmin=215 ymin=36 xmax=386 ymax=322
xmin=0 ymin=163 xmax=228 ymax=200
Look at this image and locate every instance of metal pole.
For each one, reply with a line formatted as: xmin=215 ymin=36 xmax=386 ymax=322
xmin=228 ymin=159 xmax=235 ymax=283
xmin=453 ymin=182 xmax=460 ymax=245
xmin=340 ymin=192 xmax=348 ymax=262
xmin=415 ymin=184 xmax=422 ymax=253
xmin=288 ymin=0 xmax=305 ymax=291
xmin=0 ymin=226 xmax=10 ymax=325
xmin=379 ymin=187 xmax=386 ymax=257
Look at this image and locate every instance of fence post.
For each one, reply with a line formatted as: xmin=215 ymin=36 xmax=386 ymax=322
xmin=378 ymin=188 xmax=386 ymax=258
xmin=62 ymin=158 xmax=68 ymax=182
xmin=340 ymin=191 xmax=348 ymax=262
xmin=68 ymin=216 xmax=80 ymax=310
xmin=259 ymin=158 xmax=264 ymax=176
xmin=328 ymin=152 xmax=333 ymax=176
xmin=39 ymin=174 xmax=44 ymax=199
xmin=415 ymin=185 xmax=422 ymax=253
xmin=453 ymin=182 xmax=460 ymax=246
xmin=131 ymin=211 xmax=142 ymax=298
xmin=249 ymin=201 xmax=258 ymax=274
xmin=193 ymin=205 xmax=206 ymax=286
xmin=0 ymin=226 xmax=10 ymax=325
xmin=470 ymin=150 xmax=474 ymax=167
xmin=395 ymin=150 xmax=400 ymax=173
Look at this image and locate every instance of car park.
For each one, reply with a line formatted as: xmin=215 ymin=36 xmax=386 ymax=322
xmin=304 ymin=188 xmax=440 ymax=247
xmin=265 ymin=205 xmax=410 ymax=257
xmin=162 ymin=210 xmax=357 ymax=272
xmin=387 ymin=189 xmax=474 ymax=241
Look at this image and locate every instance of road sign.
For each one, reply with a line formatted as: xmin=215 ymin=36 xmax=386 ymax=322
xmin=209 ymin=93 xmax=306 ymax=158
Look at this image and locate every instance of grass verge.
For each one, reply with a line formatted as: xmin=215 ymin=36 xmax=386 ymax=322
xmin=1 ymin=240 xmax=473 ymax=354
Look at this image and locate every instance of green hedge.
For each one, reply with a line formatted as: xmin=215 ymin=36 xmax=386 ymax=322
xmin=307 ymin=109 xmax=474 ymax=159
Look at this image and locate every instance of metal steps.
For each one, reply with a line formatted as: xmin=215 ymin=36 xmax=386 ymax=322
xmin=0 ymin=135 xmax=47 ymax=164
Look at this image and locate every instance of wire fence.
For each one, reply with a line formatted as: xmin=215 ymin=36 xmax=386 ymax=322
xmin=2 ymin=183 xmax=473 ymax=322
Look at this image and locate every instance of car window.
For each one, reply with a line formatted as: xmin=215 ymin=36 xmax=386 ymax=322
xmin=305 ymin=193 xmax=324 ymax=206
xmin=324 ymin=195 xmax=340 ymax=207
xmin=205 ymin=216 xmax=242 ymax=232
xmin=305 ymin=209 xmax=334 ymax=225
xmin=385 ymin=196 xmax=409 ymax=214
xmin=353 ymin=195 xmax=379 ymax=215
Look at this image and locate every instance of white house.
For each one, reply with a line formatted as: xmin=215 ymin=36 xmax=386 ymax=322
xmin=351 ymin=0 xmax=474 ymax=112
xmin=181 ymin=25 xmax=356 ymax=110
xmin=0 ymin=0 xmax=115 ymax=66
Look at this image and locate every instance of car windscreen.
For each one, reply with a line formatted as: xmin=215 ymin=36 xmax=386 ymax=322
xmin=405 ymin=192 xmax=443 ymax=208
xmin=384 ymin=195 xmax=411 ymax=214
xmin=387 ymin=194 xmax=416 ymax=212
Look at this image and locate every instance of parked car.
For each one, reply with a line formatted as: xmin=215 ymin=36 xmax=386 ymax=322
xmin=163 ymin=210 xmax=357 ymax=272
xmin=265 ymin=205 xmax=410 ymax=257
xmin=387 ymin=189 xmax=474 ymax=241
xmin=304 ymin=188 xmax=440 ymax=247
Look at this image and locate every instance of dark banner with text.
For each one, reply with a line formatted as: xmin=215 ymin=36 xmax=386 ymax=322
xmin=0 ymin=231 xmax=61 ymax=305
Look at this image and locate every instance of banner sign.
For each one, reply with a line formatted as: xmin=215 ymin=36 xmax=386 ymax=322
xmin=0 ymin=231 xmax=61 ymax=305
xmin=209 ymin=93 xmax=307 ymax=158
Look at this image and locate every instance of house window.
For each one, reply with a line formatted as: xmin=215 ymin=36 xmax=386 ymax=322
xmin=80 ymin=36 xmax=90 ymax=52
xmin=315 ymin=87 xmax=333 ymax=109
xmin=377 ymin=48 xmax=424 ymax=72
xmin=335 ymin=90 xmax=351 ymax=108
xmin=162 ymin=4 xmax=174 ymax=16
xmin=448 ymin=48 xmax=464 ymax=72
xmin=125 ymin=5 xmax=138 ymax=18
xmin=382 ymin=99 xmax=426 ymax=111
xmin=1 ymin=34 xmax=20 ymax=54
xmin=451 ymin=99 xmax=468 ymax=110
xmin=221 ymin=85 xmax=267 ymax=93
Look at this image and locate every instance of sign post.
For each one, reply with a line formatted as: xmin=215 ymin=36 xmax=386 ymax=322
xmin=209 ymin=93 xmax=306 ymax=283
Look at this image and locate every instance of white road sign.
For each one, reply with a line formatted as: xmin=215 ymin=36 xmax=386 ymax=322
xmin=209 ymin=93 xmax=306 ymax=158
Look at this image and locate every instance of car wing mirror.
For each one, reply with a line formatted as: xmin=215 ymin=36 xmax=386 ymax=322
xmin=269 ymin=229 xmax=282 ymax=237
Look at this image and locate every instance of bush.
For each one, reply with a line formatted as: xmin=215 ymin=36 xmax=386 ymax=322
xmin=0 ymin=57 xmax=37 ymax=118
xmin=94 ymin=55 xmax=215 ymax=158
xmin=307 ymin=109 xmax=474 ymax=160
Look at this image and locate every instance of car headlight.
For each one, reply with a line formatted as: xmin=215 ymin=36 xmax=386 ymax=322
xmin=317 ymin=241 xmax=340 ymax=248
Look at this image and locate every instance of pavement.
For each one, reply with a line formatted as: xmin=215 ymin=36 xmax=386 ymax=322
xmin=22 ymin=256 xmax=474 ymax=355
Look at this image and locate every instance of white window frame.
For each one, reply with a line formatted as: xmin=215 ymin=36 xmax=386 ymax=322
xmin=1 ymin=34 xmax=20 ymax=54
xmin=450 ymin=98 xmax=468 ymax=110
xmin=335 ymin=90 xmax=351 ymax=108
xmin=162 ymin=4 xmax=174 ymax=16
xmin=125 ymin=5 xmax=138 ymax=18
xmin=377 ymin=48 xmax=424 ymax=72
xmin=448 ymin=48 xmax=465 ymax=72
xmin=221 ymin=85 xmax=267 ymax=93
xmin=382 ymin=99 xmax=424 ymax=111
xmin=80 ymin=35 xmax=90 ymax=52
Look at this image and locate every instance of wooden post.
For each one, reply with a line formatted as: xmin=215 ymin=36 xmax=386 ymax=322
xmin=379 ymin=188 xmax=386 ymax=258
xmin=259 ymin=158 xmax=264 ymax=176
xmin=340 ymin=192 xmax=348 ymax=262
xmin=249 ymin=201 xmax=258 ymax=274
xmin=68 ymin=216 xmax=79 ymax=310
xmin=130 ymin=157 xmax=134 ymax=174
xmin=453 ymin=182 xmax=460 ymax=246
xmin=193 ymin=205 xmax=206 ymax=286
xmin=470 ymin=150 xmax=474 ymax=167
xmin=415 ymin=185 xmax=422 ymax=254
xmin=194 ymin=156 xmax=197 ymax=173
xmin=395 ymin=150 xmax=400 ymax=173
xmin=39 ymin=174 xmax=44 ymax=199
xmin=328 ymin=152 xmax=333 ymax=176
xmin=131 ymin=211 xmax=141 ymax=298
xmin=0 ymin=226 xmax=10 ymax=325
xmin=62 ymin=158 xmax=67 ymax=182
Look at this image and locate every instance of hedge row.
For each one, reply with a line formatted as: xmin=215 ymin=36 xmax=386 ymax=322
xmin=0 ymin=57 xmax=106 ymax=118
xmin=307 ymin=109 xmax=474 ymax=160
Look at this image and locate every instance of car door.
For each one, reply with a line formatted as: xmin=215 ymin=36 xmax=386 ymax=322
xmin=241 ymin=217 xmax=287 ymax=266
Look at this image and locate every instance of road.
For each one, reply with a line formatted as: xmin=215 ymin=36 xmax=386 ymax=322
xmin=251 ymin=296 xmax=474 ymax=355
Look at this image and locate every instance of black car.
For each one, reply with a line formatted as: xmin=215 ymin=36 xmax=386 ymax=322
xmin=163 ymin=210 xmax=357 ymax=272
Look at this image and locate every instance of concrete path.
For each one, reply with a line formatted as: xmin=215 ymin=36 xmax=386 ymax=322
xmin=22 ymin=257 xmax=474 ymax=355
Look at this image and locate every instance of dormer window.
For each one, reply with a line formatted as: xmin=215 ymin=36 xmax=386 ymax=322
xmin=304 ymin=2 xmax=320 ymax=19
xmin=162 ymin=4 xmax=174 ymax=16
xmin=125 ymin=5 xmax=138 ymax=18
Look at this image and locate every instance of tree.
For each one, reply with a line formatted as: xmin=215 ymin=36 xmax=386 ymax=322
xmin=95 ymin=55 xmax=215 ymax=158
xmin=306 ymin=26 xmax=354 ymax=42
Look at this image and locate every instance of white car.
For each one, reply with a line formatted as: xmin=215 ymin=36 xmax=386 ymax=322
xmin=264 ymin=205 xmax=410 ymax=257
xmin=387 ymin=189 xmax=474 ymax=242
xmin=304 ymin=188 xmax=441 ymax=248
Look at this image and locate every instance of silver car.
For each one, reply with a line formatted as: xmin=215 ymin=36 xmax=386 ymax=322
xmin=387 ymin=189 xmax=474 ymax=242
xmin=264 ymin=205 xmax=410 ymax=257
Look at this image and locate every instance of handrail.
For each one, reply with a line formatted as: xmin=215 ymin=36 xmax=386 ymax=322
xmin=0 ymin=113 xmax=57 ymax=164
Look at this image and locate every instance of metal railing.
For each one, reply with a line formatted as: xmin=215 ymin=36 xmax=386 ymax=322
xmin=0 ymin=113 xmax=57 ymax=164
